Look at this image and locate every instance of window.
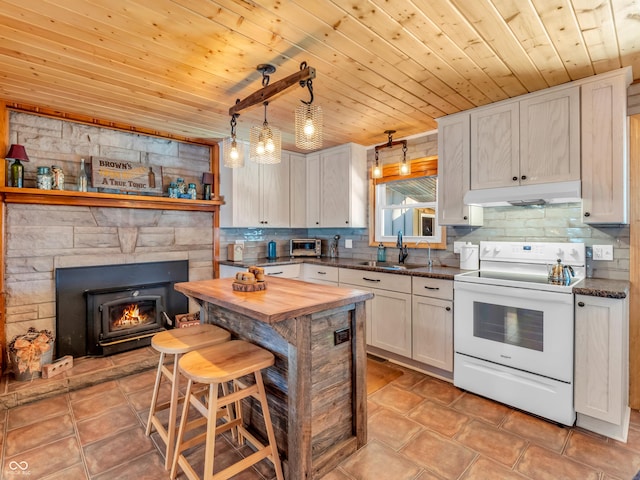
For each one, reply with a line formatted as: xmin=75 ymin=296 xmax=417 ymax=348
xmin=370 ymin=156 xmax=446 ymax=248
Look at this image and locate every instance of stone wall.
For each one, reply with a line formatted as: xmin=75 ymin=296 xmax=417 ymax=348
xmin=5 ymin=112 xmax=214 ymax=345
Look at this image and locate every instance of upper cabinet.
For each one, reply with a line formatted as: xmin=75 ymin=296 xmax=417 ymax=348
xmin=306 ymin=143 xmax=367 ymax=228
xmin=288 ymin=151 xmax=307 ymax=228
xmin=219 ymin=143 xmax=290 ymax=228
xmin=437 ymin=113 xmax=483 ymax=226
xmin=470 ymin=86 xmax=580 ymax=190
xmin=580 ymin=69 xmax=633 ymax=224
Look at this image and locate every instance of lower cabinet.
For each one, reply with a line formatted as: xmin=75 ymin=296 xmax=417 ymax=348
xmin=339 ymin=268 xmax=412 ymax=357
xmin=412 ymin=277 xmax=454 ymax=372
xmin=574 ymin=293 xmax=629 ymax=441
xmin=219 ymin=264 xmax=301 ymax=279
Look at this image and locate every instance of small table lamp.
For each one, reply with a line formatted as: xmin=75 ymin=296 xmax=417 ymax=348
xmin=202 ymin=172 xmax=213 ymax=200
xmin=5 ymin=144 xmax=30 ymax=188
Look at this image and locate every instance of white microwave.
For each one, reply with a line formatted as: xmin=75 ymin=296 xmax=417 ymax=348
xmin=290 ymin=239 xmax=321 ymax=257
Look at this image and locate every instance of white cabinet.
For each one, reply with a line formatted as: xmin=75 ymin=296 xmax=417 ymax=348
xmin=289 ymin=152 xmax=307 ymax=228
xmin=470 ymin=86 xmax=580 ymax=190
xmin=411 ymin=277 xmax=454 ymax=372
xmin=339 ymin=268 xmax=412 ymax=356
xmin=580 ymin=68 xmax=632 ymax=224
xmin=437 ymin=113 xmax=483 ymax=226
xmin=575 ymin=294 xmax=630 ymax=441
xmin=300 ymin=263 xmax=338 ymax=285
xmin=219 ymin=144 xmax=290 ymax=228
xmin=306 ymin=143 xmax=367 ymax=228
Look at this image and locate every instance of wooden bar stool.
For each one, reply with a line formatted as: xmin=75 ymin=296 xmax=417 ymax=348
xmin=145 ymin=324 xmax=231 ymax=469
xmin=170 ymin=339 xmax=284 ymax=480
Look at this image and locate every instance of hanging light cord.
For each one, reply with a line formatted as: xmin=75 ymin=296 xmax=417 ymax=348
xmin=262 ymin=102 xmax=270 ymax=127
xmin=230 ymin=114 xmax=238 ymax=138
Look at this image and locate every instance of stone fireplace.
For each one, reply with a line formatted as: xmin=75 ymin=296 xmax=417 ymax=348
xmin=55 ymin=261 xmax=189 ymax=357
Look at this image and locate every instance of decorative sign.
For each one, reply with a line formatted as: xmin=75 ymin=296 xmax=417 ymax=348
xmin=91 ymin=157 xmax=163 ymax=194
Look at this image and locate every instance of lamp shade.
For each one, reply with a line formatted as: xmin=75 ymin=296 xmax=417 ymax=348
xmin=202 ymin=172 xmax=214 ymax=184
xmin=6 ymin=144 xmax=30 ymax=162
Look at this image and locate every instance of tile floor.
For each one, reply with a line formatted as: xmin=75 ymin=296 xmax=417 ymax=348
xmin=1 ymin=356 xmax=640 ymax=479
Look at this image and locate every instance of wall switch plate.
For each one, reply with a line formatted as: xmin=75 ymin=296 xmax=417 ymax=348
xmin=593 ymin=245 xmax=614 ymax=261
xmin=454 ymin=241 xmax=465 ymax=254
xmin=345 ymin=239 xmax=353 ymax=248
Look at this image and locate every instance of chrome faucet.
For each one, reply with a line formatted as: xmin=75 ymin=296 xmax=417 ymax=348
xmin=397 ymin=231 xmax=408 ymax=264
xmin=415 ymin=240 xmax=433 ymax=268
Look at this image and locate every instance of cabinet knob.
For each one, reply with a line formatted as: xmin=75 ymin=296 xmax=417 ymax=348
xmin=584 ymin=212 xmax=591 ymax=217
xmin=463 ymin=216 xmax=468 ymax=220
xmin=445 ymin=306 xmax=451 ymax=311
xmin=512 ymin=176 xmax=518 ymax=181
xmin=316 ymin=221 xmax=319 ymax=225
xmin=345 ymin=221 xmax=349 ymax=224
xmin=577 ymin=301 xmax=585 ymax=307
xmin=521 ymin=175 xmax=527 ymax=180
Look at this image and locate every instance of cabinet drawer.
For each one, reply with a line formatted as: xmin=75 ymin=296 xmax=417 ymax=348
xmin=263 ymin=264 xmax=300 ymax=278
xmin=301 ymin=264 xmax=339 ymax=283
xmin=412 ymin=277 xmax=453 ymax=300
xmin=339 ymin=268 xmax=411 ymax=293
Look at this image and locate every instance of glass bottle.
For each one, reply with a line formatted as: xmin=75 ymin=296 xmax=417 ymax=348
xmin=187 ymin=183 xmax=197 ymax=200
xmin=77 ymin=159 xmax=88 ymax=192
xmin=10 ymin=159 xmax=24 ymax=188
xmin=377 ymin=243 xmax=386 ymax=262
xmin=148 ymin=167 xmax=156 ymax=189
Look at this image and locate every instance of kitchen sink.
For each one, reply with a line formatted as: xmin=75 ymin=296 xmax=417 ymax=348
xmin=358 ymin=261 xmax=421 ymax=270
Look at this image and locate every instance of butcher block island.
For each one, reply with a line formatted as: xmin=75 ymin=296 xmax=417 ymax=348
xmin=174 ymin=276 xmax=373 ymax=480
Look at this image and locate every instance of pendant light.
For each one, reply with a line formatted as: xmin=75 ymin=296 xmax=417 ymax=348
xmin=223 ymin=114 xmax=244 ymax=168
xmin=372 ymin=149 xmax=382 ymax=179
xmin=295 ymin=64 xmax=323 ymax=150
xmin=250 ymin=102 xmax=281 ymax=164
xmin=399 ymin=141 xmax=410 ymax=176
xmin=373 ymin=130 xmax=409 ymax=178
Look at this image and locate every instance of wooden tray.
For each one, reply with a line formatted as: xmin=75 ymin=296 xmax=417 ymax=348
xmin=232 ymin=281 xmax=267 ymax=292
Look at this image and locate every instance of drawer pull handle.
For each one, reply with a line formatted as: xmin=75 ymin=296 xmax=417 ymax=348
xmin=318 ymin=271 xmax=327 ymax=275
xmin=424 ymin=286 xmax=440 ymax=290
xmin=577 ymin=301 xmax=585 ymax=307
xmin=363 ymin=277 xmax=381 ymax=283
xmin=267 ymin=271 xmax=284 ymax=275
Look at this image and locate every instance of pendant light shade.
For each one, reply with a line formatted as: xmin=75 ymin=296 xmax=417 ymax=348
xmin=295 ymin=103 xmax=323 ymax=150
xmin=250 ymin=102 xmax=281 ymax=164
xmin=223 ymin=114 xmax=244 ymax=168
xmin=372 ymin=150 xmax=382 ymax=179
xmin=399 ymin=157 xmax=411 ymax=176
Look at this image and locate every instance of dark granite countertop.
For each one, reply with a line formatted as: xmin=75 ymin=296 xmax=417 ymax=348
xmin=219 ymin=256 xmax=465 ymax=280
xmin=220 ymin=257 xmax=630 ymax=295
xmin=572 ymin=278 xmax=630 ymax=299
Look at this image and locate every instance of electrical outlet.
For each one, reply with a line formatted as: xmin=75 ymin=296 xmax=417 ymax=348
xmin=592 ymin=245 xmax=614 ymax=261
xmin=345 ymin=239 xmax=353 ymax=248
xmin=454 ymin=241 xmax=465 ymax=254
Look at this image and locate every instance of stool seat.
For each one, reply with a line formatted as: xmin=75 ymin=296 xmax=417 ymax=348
xmin=171 ymin=339 xmax=284 ymax=480
xmin=179 ymin=340 xmax=274 ymax=383
xmin=151 ymin=324 xmax=230 ymax=355
xmin=146 ymin=323 xmax=230 ymax=470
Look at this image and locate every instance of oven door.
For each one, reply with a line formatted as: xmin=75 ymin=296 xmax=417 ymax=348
xmin=454 ymin=281 xmax=574 ymax=382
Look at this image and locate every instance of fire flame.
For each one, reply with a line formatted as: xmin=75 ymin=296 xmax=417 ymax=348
xmin=114 ymin=304 xmax=149 ymax=328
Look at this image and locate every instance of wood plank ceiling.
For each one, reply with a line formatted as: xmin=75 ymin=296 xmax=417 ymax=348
xmin=0 ymin=0 xmax=638 ymax=151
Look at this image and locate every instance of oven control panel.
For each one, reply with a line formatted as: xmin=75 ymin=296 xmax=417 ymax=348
xmin=480 ymin=241 xmax=585 ymax=266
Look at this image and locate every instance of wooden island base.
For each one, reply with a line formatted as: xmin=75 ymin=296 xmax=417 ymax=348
xmin=174 ymin=276 xmax=373 ymax=480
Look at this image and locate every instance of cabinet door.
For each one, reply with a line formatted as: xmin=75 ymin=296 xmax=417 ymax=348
xmin=519 ymin=87 xmax=580 ymax=185
xmin=321 ymin=147 xmax=351 ymax=227
xmin=369 ymin=289 xmax=412 ymax=357
xmin=261 ymin=155 xmax=290 ymax=227
xmin=231 ymin=157 xmax=261 ymax=227
xmin=306 ymin=153 xmax=321 ymax=227
xmin=412 ymin=295 xmax=453 ymax=371
xmin=581 ymin=72 xmax=630 ymax=224
xmin=437 ymin=114 xmax=483 ymax=226
xmin=470 ymin=102 xmax=519 ymax=190
xmin=289 ymin=152 xmax=307 ymax=228
xmin=575 ymin=295 xmax=627 ymax=424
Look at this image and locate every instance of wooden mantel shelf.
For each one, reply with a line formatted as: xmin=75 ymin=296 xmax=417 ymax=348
xmin=0 ymin=187 xmax=224 ymax=212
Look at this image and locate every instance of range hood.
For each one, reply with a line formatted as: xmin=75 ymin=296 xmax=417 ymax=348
xmin=463 ymin=180 xmax=581 ymax=207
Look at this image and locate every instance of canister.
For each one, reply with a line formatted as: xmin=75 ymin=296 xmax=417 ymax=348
xmin=51 ymin=165 xmax=64 ymax=190
xmin=36 ymin=166 xmax=53 ymax=190
xmin=460 ymin=243 xmax=479 ymax=270
xmin=267 ymin=240 xmax=277 ymax=259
